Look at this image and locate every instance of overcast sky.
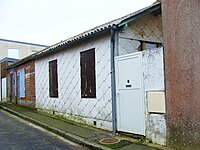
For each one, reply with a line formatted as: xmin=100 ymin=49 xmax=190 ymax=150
xmin=0 ymin=0 xmax=156 ymax=46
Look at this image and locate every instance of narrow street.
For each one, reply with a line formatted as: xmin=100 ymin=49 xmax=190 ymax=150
xmin=0 ymin=110 xmax=84 ymax=150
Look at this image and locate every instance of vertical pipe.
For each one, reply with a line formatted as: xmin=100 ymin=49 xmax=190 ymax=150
xmin=0 ymin=64 xmax=2 ymax=101
xmin=111 ymin=25 xmax=117 ymax=135
xmin=14 ymin=68 xmax=17 ymax=104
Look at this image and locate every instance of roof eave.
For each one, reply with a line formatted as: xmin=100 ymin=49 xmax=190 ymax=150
xmin=7 ymin=26 xmax=112 ymax=69
xmin=118 ymin=2 xmax=161 ymax=27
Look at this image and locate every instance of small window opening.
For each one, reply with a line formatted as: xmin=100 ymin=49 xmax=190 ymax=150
xmin=49 ymin=59 xmax=58 ymax=98
xmin=80 ymin=49 xmax=96 ymax=98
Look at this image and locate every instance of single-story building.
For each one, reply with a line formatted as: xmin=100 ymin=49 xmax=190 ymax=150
xmin=7 ymin=2 xmax=166 ymax=145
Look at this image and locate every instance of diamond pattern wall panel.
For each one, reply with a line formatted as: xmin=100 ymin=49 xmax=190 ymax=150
xmin=35 ymin=35 xmax=112 ymax=123
xmin=129 ymin=14 xmax=163 ymax=43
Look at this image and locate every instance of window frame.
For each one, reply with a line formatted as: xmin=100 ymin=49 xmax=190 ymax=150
xmin=49 ymin=59 xmax=58 ymax=98
xmin=80 ymin=48 xmax=96 ymax=98
xmin=19 ymin=68 xmax=25 ymax=98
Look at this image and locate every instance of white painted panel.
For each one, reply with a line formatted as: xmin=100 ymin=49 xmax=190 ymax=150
xmin=119 ymin=89 xmax=144 ymax=134
xmin=116 ymin=52 xmax=145 ymax=135
xmin=2 ymin=78 xmax=6 ymax=101
xmin=117 ymin=56 xmax=141 ymax=89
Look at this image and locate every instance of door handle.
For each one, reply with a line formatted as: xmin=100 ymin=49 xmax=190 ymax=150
xmin=116 ymin=92 xmax=120 ymax=97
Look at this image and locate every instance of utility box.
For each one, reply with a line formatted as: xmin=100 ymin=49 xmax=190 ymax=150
xmin=147 ymin=91 xmax=166 ymax=113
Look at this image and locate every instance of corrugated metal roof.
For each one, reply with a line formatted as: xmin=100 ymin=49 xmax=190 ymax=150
xmin=8 ymin=2 xmax=161 ymax=69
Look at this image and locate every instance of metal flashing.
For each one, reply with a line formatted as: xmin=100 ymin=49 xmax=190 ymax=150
xmin=0 ymin=38 xmax=48 ymax=47
xmin=0 ymin=57 xmax=18 ymax=63
xmin=118 ymin=2 xmax=161 ymax=27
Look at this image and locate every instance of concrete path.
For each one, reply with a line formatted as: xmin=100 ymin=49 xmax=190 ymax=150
xmin=0 ymin=102 xmax=166 ymax=150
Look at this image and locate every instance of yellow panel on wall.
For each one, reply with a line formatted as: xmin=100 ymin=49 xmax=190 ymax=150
xmin=147 ymin=91 xmax=166 ymax=113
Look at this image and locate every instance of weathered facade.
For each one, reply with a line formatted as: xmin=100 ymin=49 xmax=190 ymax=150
xmin=143 ymin=48 xmax=165 ymax=145
xmin=117 ymin=8 xmax=165 ymax=145
xmin=162 ymin=0 xmax=200 ymax=149
xmin=7 ymin=2 xmax=166 ymax=145
xmin=7 ymin=61 xmax=36 ymax=108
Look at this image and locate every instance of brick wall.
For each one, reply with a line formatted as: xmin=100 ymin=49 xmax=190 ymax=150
xmin=1 ymin=61 xmax=8 ymax=78
xmin=7 ymin=60 xmax=36 ymax=108
xmin=7 ymin=69 xmax=15 ymax=103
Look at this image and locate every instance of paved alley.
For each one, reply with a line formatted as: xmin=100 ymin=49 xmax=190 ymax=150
xmin=0 ymin=110 xmax=82 ymax=150
xmin=0 ymin=103 xmax=166 ymax=150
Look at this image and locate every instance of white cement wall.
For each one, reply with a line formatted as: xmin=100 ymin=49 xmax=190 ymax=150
xmin=142 ymin=47 xmax=166 ymax=145
xmin=35 ymin=34 xmax=112 ymax=130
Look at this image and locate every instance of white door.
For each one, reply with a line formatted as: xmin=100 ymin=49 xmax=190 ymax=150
xmin=115 ymin=52 xmax=145 ymax=135
xmin=2 ymin=78 xmax=7 ymax=101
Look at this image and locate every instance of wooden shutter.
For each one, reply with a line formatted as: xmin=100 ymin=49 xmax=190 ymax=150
xmin=49 ymin=60 xmax=58 ymax=98
xmin=80 ymin=49 xmax=96 ymax=98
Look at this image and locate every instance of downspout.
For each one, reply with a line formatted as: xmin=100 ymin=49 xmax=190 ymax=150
xmin=14 ymin=68 xmax=17 ymax=104
xmin=111 ymin=25 xmax=117 ymax=135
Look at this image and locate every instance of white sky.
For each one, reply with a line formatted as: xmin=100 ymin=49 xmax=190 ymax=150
xmin=0 ymin=0 xmax=156 ymax=46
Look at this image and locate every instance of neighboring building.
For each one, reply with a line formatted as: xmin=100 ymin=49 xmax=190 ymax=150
xmin=7 ymin=2 xmax=166 ymax=145
xmin=0 ymin=38 xmax=47 ymax=60
xmin=0 ymin=57 xmax=18 ymax=101
xmin=162 ymin=0 xmax=200 ymax=149
xmin=7 ymin=60 xmax=35 ymax=107
xmin=0 ymin=39 xmax=48 ymax=101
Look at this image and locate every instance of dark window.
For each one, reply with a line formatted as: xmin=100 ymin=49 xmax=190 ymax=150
xmin=49 ymin=60 xmax=58 ymax=98
xmin=80 ymin=49 xmax=96 ymax=98
xmin=141 ymin=41 xmax=162 ymax=50
xmin=146 ymin=42 xmax=157 ymax=49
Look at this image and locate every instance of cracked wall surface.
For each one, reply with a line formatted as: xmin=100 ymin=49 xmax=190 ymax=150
xmin=143 ymin=47 xmax=166 ymax=145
